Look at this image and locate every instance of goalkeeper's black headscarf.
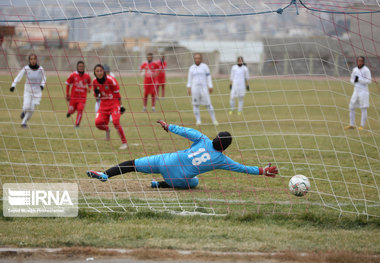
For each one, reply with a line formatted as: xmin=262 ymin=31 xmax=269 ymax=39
xmin=212 ymin=131 xmax=232 ymax=152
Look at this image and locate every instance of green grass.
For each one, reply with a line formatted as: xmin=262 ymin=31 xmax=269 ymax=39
xmin=1 ymin=206 xmax=380 ymax=252
xmin=0 ymin=74 xmax=379 ymax=252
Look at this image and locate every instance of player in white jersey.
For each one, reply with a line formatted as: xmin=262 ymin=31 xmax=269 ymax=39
xmin=95 ymin=64 xmax=115 ymax=122
xmin=345 ymin=56 xmax=372 ymax=131
xmin=229 ymin=56 xmax=249 ymax=115
xmin=10 ymin=54 xmax=46 ymax=128
xmin=187 ymin=53 xmax=218 ymax=126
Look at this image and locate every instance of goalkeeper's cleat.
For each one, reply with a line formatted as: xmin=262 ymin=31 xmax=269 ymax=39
xmin=213 ymin=120 xmax=219 ymax=126
xmin=228 ymin=110 xmax=233 ymax=115
xmin=196 ymin=120 xmax=202 ymax=125
xmin=344 ymin=125 xmax=355 ymax=130
xmin=66 ymin=112 xmax=70 ymax=118
xmin=237 ymin=111 xmax=242 ymax=116
xmin=20 ymin=111 xmax=25 ymax=119
xmin=119 ymin=143 xmax=128 ymax=150
xmin=87 ymin=170 xmax=108 ymax=182
xmin=106 ymin=130 xmax=111 ymax=141
xmin=358 ymin=126 xmax=364 ymax=131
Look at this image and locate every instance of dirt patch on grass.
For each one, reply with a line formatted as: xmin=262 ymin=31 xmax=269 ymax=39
xmin=1 ymin=247 xmax=379 ymax=263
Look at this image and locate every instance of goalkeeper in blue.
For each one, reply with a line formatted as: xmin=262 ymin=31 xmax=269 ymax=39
xmin=87 ymin=120 xmax=278 ymax=189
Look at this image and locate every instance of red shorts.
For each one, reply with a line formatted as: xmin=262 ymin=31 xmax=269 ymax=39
xmin=68 ymin=99 xmax=86 ymax=113
xmin=95 ymin=105 xmax=121 ymax=127
xmin=143 ymin=79 xmax=157 ymax=96
xmin=156 ymin=73 xmax=165 ymax=85
xmin=95 ymin=103 xmax=127 ymax=144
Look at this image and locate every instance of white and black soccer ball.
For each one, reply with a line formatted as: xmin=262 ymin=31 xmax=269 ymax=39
xmin=289 ymin=175 xmax=311 ymax=197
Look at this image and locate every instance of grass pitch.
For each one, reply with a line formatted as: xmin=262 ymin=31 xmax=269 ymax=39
xmin=0 ymin=74 xmax=379 ymax=254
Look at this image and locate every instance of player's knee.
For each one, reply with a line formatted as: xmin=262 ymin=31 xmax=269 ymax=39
xmin=96 ymin=123 xmax=106 ymax=130
xmin=23 ymin=104 xmax=33 ymax=111
xmin=169 ymin=177 xmax=199 ymax=189
xmin=95 ymin=120 xmax=107 ymax=130
xmin=188 ymin=177 xmax=199 ymax=189
xmin=77 ymin=104 xmax=85 ymax=112
xmin=112 ymin=119 xmax=120 ymax=127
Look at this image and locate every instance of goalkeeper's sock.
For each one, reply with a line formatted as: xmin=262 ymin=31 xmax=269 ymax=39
xmin=105 ymin=160 xmax=136 ymax=178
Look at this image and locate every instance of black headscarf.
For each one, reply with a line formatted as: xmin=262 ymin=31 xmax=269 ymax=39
xmin=94 ymin=64 xmax=106 ymax=84
xmin=77 ymin=61 xmax=85 ymax=75
xmin=28 ymin=54 xmax=40 ymax=70
xmin=212 ymin=131 xmax=232 ymax=152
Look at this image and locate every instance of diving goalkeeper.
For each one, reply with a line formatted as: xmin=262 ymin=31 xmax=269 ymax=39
xmin=87 ymin=121 xmax=278 ymax=189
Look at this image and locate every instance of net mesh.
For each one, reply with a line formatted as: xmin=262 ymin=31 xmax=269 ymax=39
xmin=0 ymin=0 xmax=379 ymax=217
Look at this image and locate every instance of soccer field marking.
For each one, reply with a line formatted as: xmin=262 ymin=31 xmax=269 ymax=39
xmin=2 ymin=247 xmax=378 ymax=262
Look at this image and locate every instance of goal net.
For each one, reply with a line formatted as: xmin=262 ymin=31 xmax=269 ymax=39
xmin=0 ymin=0 xmax=379 ymax=218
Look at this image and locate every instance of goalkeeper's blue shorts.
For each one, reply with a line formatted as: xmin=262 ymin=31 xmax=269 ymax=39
xmin=135 ymin=154 xmax=199 ymax=189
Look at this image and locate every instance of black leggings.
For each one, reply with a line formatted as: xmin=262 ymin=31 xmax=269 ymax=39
xmin=105 ymin=160 xmax=136 ymax=178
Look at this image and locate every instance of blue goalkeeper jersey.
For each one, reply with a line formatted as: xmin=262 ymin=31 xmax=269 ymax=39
xmin=134 ymin=125 xmax=260 ymax=188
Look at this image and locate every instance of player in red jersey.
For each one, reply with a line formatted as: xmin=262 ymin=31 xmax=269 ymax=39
xmin=155 ymin=55 xmax=167 ymax=99
xmin=66 ymin=61 xmax=92 ymax=127
xmin=93 ymin=64 xmax=128 ymax=150
xmin=140 ymin=53 xmax=160 ymax=112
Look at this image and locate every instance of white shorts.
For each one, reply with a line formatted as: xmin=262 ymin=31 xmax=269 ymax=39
xmin=349 ymin=90 xmax=369 ymax=109
xmin=23 ymin=90 xmax=42 ymax=111
xmin=192 ymin=90 xmax=211 ymax=106
xmin=230 ymin=86 xmax=246 ymax=99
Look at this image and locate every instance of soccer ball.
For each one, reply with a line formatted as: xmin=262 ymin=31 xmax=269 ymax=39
xmin=289 ymin=175 xmax=311 ymax=197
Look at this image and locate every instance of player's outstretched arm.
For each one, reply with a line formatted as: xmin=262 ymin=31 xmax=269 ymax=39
xmin=157 ymin=120 xmax=205 ymax=142
xmin=219 ymin=156 xmax=278 ymax=177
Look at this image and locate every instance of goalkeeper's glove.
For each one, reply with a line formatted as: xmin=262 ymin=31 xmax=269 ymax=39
xmin=259 ymin=163 xmax=278 ymax=178
xmin=246 ymin=85 xmax=250 ymax=91
xmin=354 ymin=76 xmax=359 ymax=83
xmin=40 ymin=86 xmax=44 ymax=91
xmin=229 ymin=84 xmax=232 ymax=90
xmin=94 ymin=88 xmax=100 ymax=96
xmin=10 ymin=86 xmax=15 ymax=92
xmin=157 ymin=120 xmax=169 ymax=132
xmin=120 ymin=106 xmax=126 ymax=114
